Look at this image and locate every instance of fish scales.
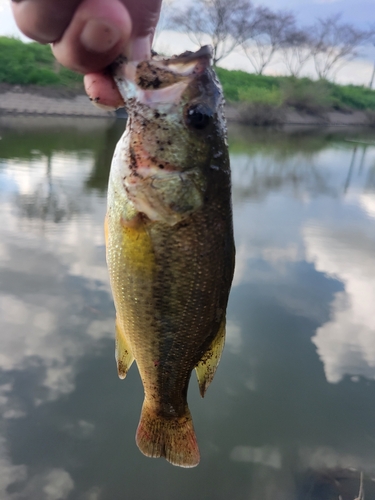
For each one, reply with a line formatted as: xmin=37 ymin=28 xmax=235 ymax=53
xmin=106 ymin=46 xmax=235 ymax=467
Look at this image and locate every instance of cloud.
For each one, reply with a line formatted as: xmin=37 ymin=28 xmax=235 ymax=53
xmin=226 ymin=321 xmax=242 ymax=354
xmin=0 ymin=383 xmax=26 ymax=420
xmin=230 ymin=445 xmax=282 ymax=469
xmin=61 ymin=420 xmax=95 ymax=439
xmin=299 ymin=445 xmax=375 ymax=474
xmin=0 ymin=432 xmax=75 ymax=500
xmin=0 ymin=144 xmax=111 ymax=500
xmin=360 ymin=193 xmax=375 ymax=220
xmin=0 ymin=154 xmax=113 ymax=405
xmin=15 ymin=469 xmax=74 ymax=500
xmin=0 ymin=437 xmax=27 ymax=500
xmin=305 ymin=223 xmax=375 ymax=383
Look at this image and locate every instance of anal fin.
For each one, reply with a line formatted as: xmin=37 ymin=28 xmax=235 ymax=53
xmin=195 ymin=318 xmax=226 ymax=397
xmin=115 ymin=317 xmax=134 ymax=379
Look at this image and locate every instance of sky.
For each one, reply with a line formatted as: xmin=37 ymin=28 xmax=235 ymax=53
xmin=0 ymin=0 xmax=374 ymax=85
xmin=257 ymin=0 xmax=374 ymax=30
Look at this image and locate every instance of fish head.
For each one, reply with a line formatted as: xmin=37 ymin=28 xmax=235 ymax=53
xmin=113 ymin=45 xmax=227 ymax=175
xmin=111 ymin=46 xmax=229 ymax=225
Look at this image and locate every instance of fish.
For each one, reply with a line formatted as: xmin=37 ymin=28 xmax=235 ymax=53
xmin=105 ymin=45 xmax=235 ymax=468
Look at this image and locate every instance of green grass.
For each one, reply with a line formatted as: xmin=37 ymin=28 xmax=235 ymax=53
xmin=216 ymin=67 xmax=375 ymax=112
xmin=0 ymin=37 xmax=82 ymax=87
xmin=2 ymin=37 xmax=375 ymax=113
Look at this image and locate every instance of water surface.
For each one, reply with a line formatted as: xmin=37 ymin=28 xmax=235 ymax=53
xmin=1 ymin=116 xmax=375 ymax=500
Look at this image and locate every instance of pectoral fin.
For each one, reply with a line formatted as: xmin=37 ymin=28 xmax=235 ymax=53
xmin=115 ymin=318 xmax=134 ymax=379
xmin=195 ymin=318 xmax=226 ymax=397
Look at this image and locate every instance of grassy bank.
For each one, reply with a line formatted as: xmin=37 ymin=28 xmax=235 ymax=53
xmin=216 ymin=67 xmax=375 ymax=125
xmin=2 ymin=36 xmax=375 ymax=124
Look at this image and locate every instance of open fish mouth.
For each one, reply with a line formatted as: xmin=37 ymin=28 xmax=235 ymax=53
xmin=111 ymin=45 xmax=213 ymax=108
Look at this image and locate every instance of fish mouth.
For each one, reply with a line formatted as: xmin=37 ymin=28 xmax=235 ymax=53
xmin=155 ymin=45 xmax=212 ymax=78
xmin=112 ymin=46 xmax=213 ymax=107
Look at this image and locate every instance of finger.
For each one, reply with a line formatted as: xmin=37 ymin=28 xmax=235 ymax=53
xmin=11 ymin=0 xmax=81 ymax=43
xmin=84 ymin=72 xmax=125 ymax=110
xmin=123 ymin=0 xmax=162 ymax=39
xmin=52 ymin=0 xmax=132 ymax=74
xmin=81 ymin=1 xmax=163 ymax=107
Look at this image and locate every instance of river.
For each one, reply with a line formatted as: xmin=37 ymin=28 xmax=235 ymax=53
xmin=1 ymin=116 xmax=375 ymax=500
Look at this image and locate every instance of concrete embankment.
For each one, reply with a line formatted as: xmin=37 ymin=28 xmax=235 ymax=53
xmin=225 ymin=102 xmax=373 ymax=127
xmin=0 ymin=85 xmax=373 ymax=126
xmin=0 ymin=86 xmax=114 ymax=118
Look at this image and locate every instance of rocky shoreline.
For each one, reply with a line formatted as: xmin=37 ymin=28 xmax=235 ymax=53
xmin=0 ymin=84 xmax=373 ymax=126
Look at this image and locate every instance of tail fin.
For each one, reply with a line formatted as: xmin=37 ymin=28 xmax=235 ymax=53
xmin=136 ymin=402 xmax=200 ymax=468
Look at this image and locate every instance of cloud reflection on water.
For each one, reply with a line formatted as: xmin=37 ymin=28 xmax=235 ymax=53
xmin=230 ymin=445 xmax=282 ymax=469
xmin=1 ymin=121 xmax=375 ymax=498
xmin=0 ymin=147 xmax=112 ymax=498
xmin=306 ymin=223 xmax=375 ymax=383
xmin=231 ymin=134 xmax=375 ymax=387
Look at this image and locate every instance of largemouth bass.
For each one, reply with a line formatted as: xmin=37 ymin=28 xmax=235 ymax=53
xmin=106 ymin=46 xmax=235 ymax=467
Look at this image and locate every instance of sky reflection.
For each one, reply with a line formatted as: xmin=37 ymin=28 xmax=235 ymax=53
xmin=1 ymin=119 xmax=375 ymax=498
xmin=230 ymin=130 xmax=375 ymax=390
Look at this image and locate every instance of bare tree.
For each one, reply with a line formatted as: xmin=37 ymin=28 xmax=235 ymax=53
xmin=280 ymin=29 xmax=314 ymax=77
xmin=311 ymin=14 xmax=372 ymax=80
xmin=242 ymin=8 xmax=296 ymax=75
xmin=169 ymin=0 xmax=254 ymax=65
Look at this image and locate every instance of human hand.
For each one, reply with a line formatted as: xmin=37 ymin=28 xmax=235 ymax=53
xmin=11 ymin=0 xmax=162 ymax=108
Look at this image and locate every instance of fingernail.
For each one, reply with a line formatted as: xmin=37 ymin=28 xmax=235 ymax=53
xmin=90 ymin=100 xmax=118 ymax=111
xmin=126 ymin=36 xmax=151 ymax=61
xmin=81 ymin=19 xmax=121 ymax=53
xmin=88 ymin=95 xmax=125 ymax=111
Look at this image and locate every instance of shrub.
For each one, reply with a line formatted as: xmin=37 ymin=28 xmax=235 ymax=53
xmin=281 ymin=78 xmax=334 ymax=114
xmin=238 ymin=103 xmax=283 ymax=126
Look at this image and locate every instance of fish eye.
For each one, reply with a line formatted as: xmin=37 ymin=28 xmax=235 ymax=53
xmin=185 ymin=104 xmax=212 ymax=130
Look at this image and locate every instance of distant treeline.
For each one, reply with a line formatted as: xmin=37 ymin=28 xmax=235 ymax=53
xmin=167 ymin=0 xmax=375 ymax=81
